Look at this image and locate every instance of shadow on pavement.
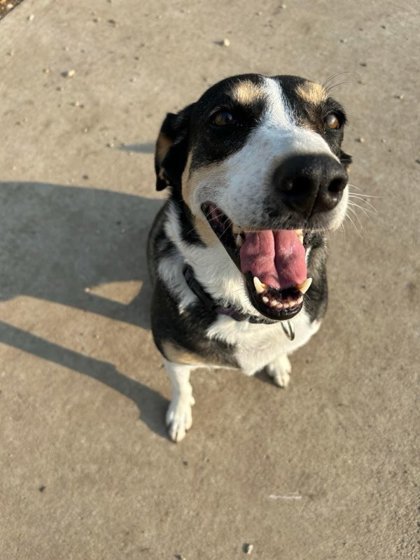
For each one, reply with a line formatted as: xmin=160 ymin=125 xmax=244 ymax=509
xmin=0 ymin=182 xmax=163 ymax=327
xmin=118 ymin=143 xmax=155 ymax=154
xmin=0 ymin=320 xmax=168 ymax=438
xmin=0 ymin=181 xmax=168 ymax=437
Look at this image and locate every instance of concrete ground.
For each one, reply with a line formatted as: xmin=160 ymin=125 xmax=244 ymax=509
xmin=0 ymin=1 xmax=419 ymax=558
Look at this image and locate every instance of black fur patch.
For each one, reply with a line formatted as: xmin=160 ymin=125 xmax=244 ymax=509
xmin=304 ymin=232 xmax=329 ymax=322
xmin=155 ymin=105 xmax=195 ymax=193
xmin=151 ymin=276 xmax=238 ymax=369
xmin=188 ymin=75 xmax=266 ymax=170
xmin=171 ymin=196 xmax=206 ymax=247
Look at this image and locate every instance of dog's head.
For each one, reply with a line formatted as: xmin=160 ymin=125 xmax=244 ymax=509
xmin=155 ymin=74 xmax=351 ymax=321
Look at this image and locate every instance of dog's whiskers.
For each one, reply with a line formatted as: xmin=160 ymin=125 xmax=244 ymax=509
xmin=325 ymin=80 xmax=352 ymax=93
xmin=348 ymin=192 xmax=379 ymax=199
xmin=219 ymin=220 xmax=233 ymax=238
xmin=349 ymin=201 xmax=377 ymax=217
xmin=348 ymin=199 xmax=376 ymax=216
xmin=348 ymin=193 xmax=378 ymax=203
xmin=182 ymin=214 xmax=231 ymax=239
xmin=348 ymin=193 xmax=377 ymax=215
xmin=348 ymin=184 xmax=378 ymax=216
xmin=345 ymin=206 xmax=364 ymax=236
xmin=348 ymin=183 xmax=380 ymax=198
xmin=323 ymin=72 xmax=354 ymax=94
xmin=348 ymin=196 xmax=378 ymax=213
xmin=323 ymin=71 xmax=352 ymax=89
xmin=205 ymin=214 xmax=235 ymax=239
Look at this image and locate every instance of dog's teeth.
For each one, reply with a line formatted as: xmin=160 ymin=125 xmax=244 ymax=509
xmin=295 ymin=229 xmax=304 ymax=243
xmin=262 ymin=296 xmax=269 ymax=304
xmin=253 ymin=276 xmax=268 ymax=294
xmin=297 ymin=277 xmax=313 ymax=294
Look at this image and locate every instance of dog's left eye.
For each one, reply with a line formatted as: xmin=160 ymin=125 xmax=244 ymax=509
xmin=210 ymin=109 xmax=236 ymax=127
xmin=324 ymin=113 xmax=341 ymax=130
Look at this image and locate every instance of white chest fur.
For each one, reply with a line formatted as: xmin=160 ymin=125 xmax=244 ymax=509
xmin=206 ymin=309 xmax=320 ymax=375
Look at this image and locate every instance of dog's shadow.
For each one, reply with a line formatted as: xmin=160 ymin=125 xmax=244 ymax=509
xmin=0 ymin=181 xmax=169 ymax=437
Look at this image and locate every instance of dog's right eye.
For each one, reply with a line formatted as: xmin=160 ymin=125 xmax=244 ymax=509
xmin=209 ymin=109 xmax=235 ymax=127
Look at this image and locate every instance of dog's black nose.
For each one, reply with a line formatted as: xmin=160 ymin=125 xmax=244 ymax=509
xmin=273 ymin=154 xmax=348 ymax=216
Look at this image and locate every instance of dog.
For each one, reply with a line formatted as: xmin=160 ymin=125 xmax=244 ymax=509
xmin=148 ymin=73 xmax=351 ymax=442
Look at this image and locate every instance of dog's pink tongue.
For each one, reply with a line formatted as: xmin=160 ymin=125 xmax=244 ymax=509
xmin=240 ymin=230 xmax=307 ymax=290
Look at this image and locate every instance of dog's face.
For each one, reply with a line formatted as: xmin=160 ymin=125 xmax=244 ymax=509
xmin=155 ymin=74 xmax=351 ymax=321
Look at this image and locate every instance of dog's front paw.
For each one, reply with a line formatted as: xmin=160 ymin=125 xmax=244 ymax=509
xmin=266 ymin=355 xmax=292 ymax=388
xmin=166 ymin=395 xmax=195 ymax=442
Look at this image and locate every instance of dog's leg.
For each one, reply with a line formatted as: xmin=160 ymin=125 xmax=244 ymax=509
xmin=164 ymin=359 xmax=196 ymax=442
xmin=265 ymin=354 xmax=292 ymax=388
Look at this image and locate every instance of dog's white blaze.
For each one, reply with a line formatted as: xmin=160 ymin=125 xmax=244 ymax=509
xmin=262 ymin=77 xmax=295 ymax=130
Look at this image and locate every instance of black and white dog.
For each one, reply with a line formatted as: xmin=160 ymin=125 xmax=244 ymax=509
xmin=148 ymin=74 xmax=351 ymax=441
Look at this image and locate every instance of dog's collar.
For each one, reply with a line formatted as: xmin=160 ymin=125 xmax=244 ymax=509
xmin=183 ymin=264 xmax=272 ymax=324
xmin=182 ymin=264 xmax=295 ymax=339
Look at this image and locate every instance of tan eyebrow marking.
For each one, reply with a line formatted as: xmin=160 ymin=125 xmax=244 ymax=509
xmin=296 ymin=81 xmax=328 ymax=105
xmin=231 ymin=80 xmax=264 ymax=105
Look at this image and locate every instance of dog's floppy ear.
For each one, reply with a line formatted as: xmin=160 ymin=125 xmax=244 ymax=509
xmin=155 ymin=104 xmax=195 ymax=191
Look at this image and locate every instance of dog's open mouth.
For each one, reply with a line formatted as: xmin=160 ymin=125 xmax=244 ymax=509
xmin=202 ymin=202 xmax=312 ymax=321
